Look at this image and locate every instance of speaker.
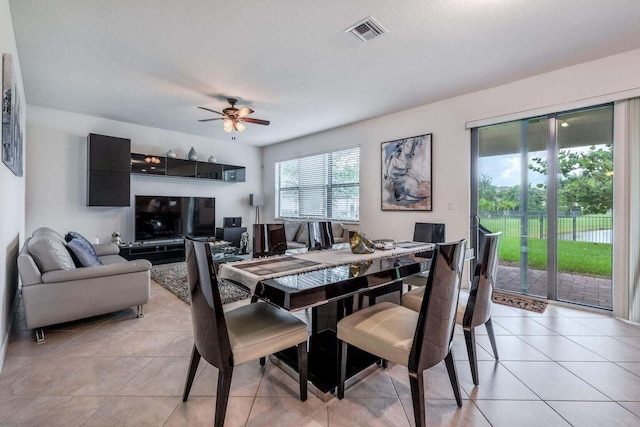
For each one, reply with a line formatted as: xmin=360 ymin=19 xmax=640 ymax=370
xmin=249 ymin=193 xmax=264 ymax=206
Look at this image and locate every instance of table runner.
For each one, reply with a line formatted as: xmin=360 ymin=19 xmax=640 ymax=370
xmin=218 ymin=241 xmax=434 ymax=292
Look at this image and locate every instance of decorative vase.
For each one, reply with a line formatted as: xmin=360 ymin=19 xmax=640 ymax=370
xmin=349 ymin=230 xmax=376 ymax=254
xmin=166 ymin=150 xmax=177 ymax=158
xmin=187 ymin=147 xmax=197 ymax=161
xmin=208 ymin=155 xmax=217 ymax=163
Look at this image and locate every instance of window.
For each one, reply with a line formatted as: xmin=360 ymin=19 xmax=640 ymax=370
xmin=275 ymin=146 xmax=360 ymax=222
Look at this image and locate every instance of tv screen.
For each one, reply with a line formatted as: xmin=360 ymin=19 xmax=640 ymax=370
xmin=134 ymin=196 xmax=215 ymax=242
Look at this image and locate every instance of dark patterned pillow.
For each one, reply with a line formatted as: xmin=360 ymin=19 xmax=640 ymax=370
xmin=65 ymin=231 xmax=98 ymax=257
xmin=66 ymin=237 xmax=103 ymax=267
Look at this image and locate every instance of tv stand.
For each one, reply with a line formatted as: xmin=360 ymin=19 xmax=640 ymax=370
xmin=120 ymin=241 xmax=186 ymax=265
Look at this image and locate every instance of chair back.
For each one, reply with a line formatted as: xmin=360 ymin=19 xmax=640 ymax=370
xmin=308 ymin=221 xmax=334 ymax=251
xmin=413 ymin=223 xmax=445 ymax=258
xmin=184 ymin=237 xmax=232 ymax=368
xmin=253 ymin=223 xmax=288 ymax=257
xmin=413 ymin=223 xmax=446 ymax=243
xmin=409 ymin=239 xmax=466 ymax=373
xmin=464 ymin=232 xmax=501 ymax=329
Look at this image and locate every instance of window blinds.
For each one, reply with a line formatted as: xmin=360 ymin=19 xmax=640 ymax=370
xmin=275 ymin=146 xmax=360 ymax=221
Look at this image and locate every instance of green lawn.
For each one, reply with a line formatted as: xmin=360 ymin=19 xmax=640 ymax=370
xmin=499 ymin=236 xmax=611 ymax=277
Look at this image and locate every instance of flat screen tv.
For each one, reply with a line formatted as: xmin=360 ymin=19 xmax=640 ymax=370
xmin=134 ymin=196 xmax=215 ymax=242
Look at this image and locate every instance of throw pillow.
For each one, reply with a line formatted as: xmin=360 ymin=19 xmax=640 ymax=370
xmin=283 ymin=222 xmax=300 ymax=242
xmin=295 ymin=223 xmax=309 ymax=245
xmin=66 ymin=238 xmax=103 ymax=268
xmin=28 ymin=236 xmax=76 ymax=272
xmin=65 ymin=231 xmax=98 ymax=258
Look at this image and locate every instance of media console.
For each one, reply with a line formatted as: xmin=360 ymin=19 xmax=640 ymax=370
xmin=119 ymin=241 xmax=186 ymax=265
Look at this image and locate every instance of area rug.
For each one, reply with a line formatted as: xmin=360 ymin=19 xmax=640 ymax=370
xmin=150 ymin=264 xmax=250 ymax=305
xmin=492 ymin=290 xmax=548 ymax=313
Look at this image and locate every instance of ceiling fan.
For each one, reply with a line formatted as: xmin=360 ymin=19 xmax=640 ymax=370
xmin=198 ymin=98 xmax=270 ymax=133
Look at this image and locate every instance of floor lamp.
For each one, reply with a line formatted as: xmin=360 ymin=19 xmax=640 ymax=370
xmin=249 ymin=193 xmax=264 ymax=224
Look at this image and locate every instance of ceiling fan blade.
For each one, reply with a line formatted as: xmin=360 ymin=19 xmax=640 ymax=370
xmin=236 ymin=106 xmax=254 ymax=118
xmin=240 ymin=117 xmax=270 ymax=126
xmin=198 ymin=118 xmax=223 ymax=122
xmin=198 ymin=106 xmax=224 ymax=115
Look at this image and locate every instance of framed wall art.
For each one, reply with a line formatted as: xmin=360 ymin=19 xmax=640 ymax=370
xmin=381 ymin=133 xmax=432 ymax=211
xmin=2 ymin=53 xmax=23 ymax=176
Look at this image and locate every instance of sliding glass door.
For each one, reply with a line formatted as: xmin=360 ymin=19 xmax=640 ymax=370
xmin=471 ymin=105 xmax=613 ymax=309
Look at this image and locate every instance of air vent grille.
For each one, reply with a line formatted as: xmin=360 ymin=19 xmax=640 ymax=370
xmin=345 ymin=16 xmax=387 ymax=42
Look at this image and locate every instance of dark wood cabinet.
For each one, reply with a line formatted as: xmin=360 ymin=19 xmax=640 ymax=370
xmin=87 ymin=134 xmax=131 ymax=206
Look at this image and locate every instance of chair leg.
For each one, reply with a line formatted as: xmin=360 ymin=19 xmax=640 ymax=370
xmin=444 ymin=350 xmax=463 ymax=407
xmin=408 ymin=370 xmax=426 ymax=427
xmin=337 ymin=340 xmax=348 ymax=399
xmin=297 ymin=341 xmax=308 ymax=401
xmin=182 ymin=344 xmax=201 ymax=401
xmin=259 ymin=357 xmax=266 ymax=366
xmin=214 ymin=366 xmax=234 ymax=427
xmin=136 ymin=304 xmax=144 ymax=318
xmin=485 ymin=318 xmax=499 ymax=360
xmin=463 ymin=327 xmax=479 ymax=386
xmin=381 ymin=359 xmax=388 ymax=369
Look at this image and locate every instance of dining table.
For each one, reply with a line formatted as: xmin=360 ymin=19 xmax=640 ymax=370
xmin=217 ymin=241 xmax=436 ymax=399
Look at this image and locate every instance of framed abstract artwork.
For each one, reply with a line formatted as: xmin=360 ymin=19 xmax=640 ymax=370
xmin=2 ymin=53 xmax=23 ymax=176
xmin=381 ymin=133 xmax=432 ymax=211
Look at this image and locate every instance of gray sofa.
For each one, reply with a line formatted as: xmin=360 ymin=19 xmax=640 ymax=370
xmin=283 ymin=221 xmax=350 ymax=249
xmin=17 ymin=227 xmax=151 ymax=341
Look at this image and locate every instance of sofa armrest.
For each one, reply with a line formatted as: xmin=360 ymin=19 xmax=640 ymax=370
xmin=93 ymin=242 xmax=120 ymax=256
xmin=38 ymin=259 xmax=151 ymax=284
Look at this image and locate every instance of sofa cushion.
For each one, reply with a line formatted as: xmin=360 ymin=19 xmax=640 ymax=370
xmin=283 ymin=222 xmax=300 ymax=242
xmin=32 ymin=227 xmax=65 ymax=243
xmin=67 ymin=238 xmax=104 ymax=268
xmin=28 ymin=236 xmax=76 ymax=273
xmin=294 ymin=223 xmax=309 ymax=244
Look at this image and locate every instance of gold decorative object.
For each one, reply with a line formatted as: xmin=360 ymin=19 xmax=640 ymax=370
xmin=349 ymin=230 xmax=376 ymax=254
xmin=349 ymin=260 xmax=372 ymax=277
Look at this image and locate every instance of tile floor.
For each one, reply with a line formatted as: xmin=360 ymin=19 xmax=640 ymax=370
xmin=2 ymin=279 xmax=640 ymax=426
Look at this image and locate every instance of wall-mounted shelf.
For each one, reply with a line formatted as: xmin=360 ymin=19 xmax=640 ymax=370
xmin=130 ymin=153 xmax=245 ymax=182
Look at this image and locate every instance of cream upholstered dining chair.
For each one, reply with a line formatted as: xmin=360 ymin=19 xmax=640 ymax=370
xmin=182 ymin=237 xmax=308 ymax=427
xmin=403 ymin=232 xmax=501 ymax=386
xmin=307 ymin=221 xmax=334 ymax=250
xmin=404 ymin=222 xmax=446 ymax=289
xmin=337 ymin=240 xmax=467 ymax=427
xmin=253 ymin=223 xmax=288 ymax=257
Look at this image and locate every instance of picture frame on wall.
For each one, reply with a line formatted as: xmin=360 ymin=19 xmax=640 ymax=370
xmin=381 ymin=133 xmax=432 ymax=211
xmin=2 ymin=53 xmax=23 ymax=177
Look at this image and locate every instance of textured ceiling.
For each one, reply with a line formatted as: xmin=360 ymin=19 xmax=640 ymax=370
xmin=9 ymin=0 xmax=640 ymax=146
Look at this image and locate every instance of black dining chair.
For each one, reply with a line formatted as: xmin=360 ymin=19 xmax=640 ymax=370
xmin=253 ymin=223 xmax=288 ymax=258
xmin=307 ymin=221 xmax=334 ymax=251
xmin=402 ymin=232 xmax=501 ymax=386
xmin=458 ymin=231 xmax=501 ymax=385
xmin=182 ymin=237 xmax=308 ymax=427
xmin=337 ymin=240 xmax=467 ymax=427
xmin=404 ymin=222 xmax=446 ymax=288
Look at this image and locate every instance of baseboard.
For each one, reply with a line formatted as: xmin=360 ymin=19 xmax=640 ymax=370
xmin=0 ymin=289 xmax=21 ymax=374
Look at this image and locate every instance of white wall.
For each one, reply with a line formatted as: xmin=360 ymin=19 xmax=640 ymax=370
xmin=0 ymin=0 xmax=26 ymax=370
xmin=263 ymin=48 xmax=640 ymax=317
xmin=26 ymin=106 xmax=262 ymax=244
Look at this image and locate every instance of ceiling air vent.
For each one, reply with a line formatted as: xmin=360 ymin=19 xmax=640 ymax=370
xmin=345 ymin=16 xmax=387 ymax=42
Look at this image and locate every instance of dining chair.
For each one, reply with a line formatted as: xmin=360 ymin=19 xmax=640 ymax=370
xmin=404 ymin=222 xmax=446 ymax=288
xmin=307 ymin=221 xmax=334 ymax=250
xmin=182 ymin=237 xmax=308 ymax=427
xmin=402 ymin=232 xmax=501 ymax=386
xmin=253 ymin=223 xmax=288 ymax=257
xmin=337 ymin=240 xmax=467 ymax=427
xmin=458 ymin=231 xmax=501 ymax=385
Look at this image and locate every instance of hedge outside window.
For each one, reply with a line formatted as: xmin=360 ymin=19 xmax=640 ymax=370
xmin=275 ymin=146 xmax=359 ymax=222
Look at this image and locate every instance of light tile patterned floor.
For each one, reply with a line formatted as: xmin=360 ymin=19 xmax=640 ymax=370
xmin=2 ymin=280 xmax=640 ymax=426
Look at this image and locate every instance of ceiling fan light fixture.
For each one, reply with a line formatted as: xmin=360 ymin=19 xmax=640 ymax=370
xmin=237 ymin=107 xmax=254 ymax=118
xmin=223 ymin=119 xmax=234 ymax=133
xmin=234 ymin=121 xmax=246 ymax=132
